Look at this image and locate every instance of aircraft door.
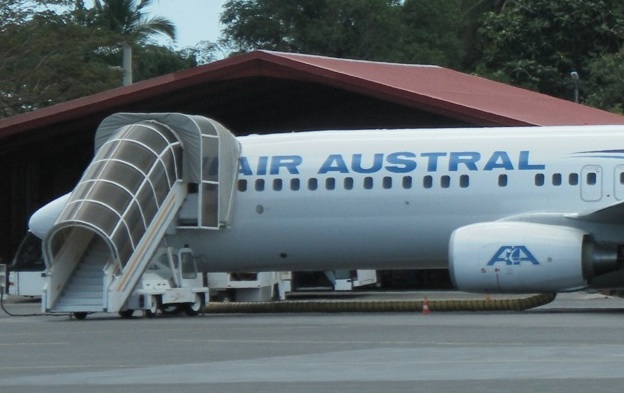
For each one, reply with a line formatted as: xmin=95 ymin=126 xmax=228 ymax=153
xmin=581 ymin=165 xmax=602 ymax=202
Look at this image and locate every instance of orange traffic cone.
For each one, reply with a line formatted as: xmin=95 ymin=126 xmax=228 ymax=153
xmin=422 ymin=297 xmax=430 ymax=315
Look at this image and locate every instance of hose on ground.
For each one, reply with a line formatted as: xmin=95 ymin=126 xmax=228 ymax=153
xmin=205 ymin=293 xmax=557 ymax=313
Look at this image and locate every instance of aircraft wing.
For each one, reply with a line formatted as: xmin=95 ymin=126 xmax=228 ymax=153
xmin=565 ymin=200 xmax=624 ymax=225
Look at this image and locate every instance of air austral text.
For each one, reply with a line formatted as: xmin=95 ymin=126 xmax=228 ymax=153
xmin=238 ymin=151 xmax=546 ymax=176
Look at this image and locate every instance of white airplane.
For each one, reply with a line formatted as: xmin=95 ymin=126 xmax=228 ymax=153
xmin=27 ymin=116 xmax=624 ymax=302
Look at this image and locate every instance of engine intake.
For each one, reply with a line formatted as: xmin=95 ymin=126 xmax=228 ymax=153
xmin=449 ymin=222 xmax=623 ymax=293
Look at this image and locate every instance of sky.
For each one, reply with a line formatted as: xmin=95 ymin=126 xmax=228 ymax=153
xmin=86 ymin=0 xmax=228 ymax=48
xmin=147 ymin=0 xmax=227 ymax=48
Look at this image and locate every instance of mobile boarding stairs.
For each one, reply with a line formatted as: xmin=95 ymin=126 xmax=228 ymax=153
xmin=41 ymin=113 xmax=240 ymax=318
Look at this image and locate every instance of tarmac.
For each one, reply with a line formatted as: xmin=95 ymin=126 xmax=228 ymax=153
xmin=1 ymin=290 xmax=624 ymax=393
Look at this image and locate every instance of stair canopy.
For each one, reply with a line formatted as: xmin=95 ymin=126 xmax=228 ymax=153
xmin=43 ymin=113 xmax=240 ymax=290
xmin=96 ymin=113 xmax=241 ymax=229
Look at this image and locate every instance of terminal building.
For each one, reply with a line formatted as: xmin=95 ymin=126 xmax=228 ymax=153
xmin=1 ymin=49 xmax=623 ymax=275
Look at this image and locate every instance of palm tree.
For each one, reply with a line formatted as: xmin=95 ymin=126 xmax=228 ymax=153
xmin=93 ymin=0 xmax=177 ymax=85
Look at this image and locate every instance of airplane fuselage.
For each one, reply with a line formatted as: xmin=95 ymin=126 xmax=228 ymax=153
xmin=168 ymin=126 xmax=624 ymax=273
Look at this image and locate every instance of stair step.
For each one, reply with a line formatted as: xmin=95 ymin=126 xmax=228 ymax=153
xmin=52 ymin=248 xmax=106 ymax=312
xmin=56 ymin=297 xmax=103 ymax=307
xmin=69 ymin=284 xmax=102 ymax=292
xmin=53 ymin=304 xmax=104 ymax=313
xmin=70 ymin=277 xmax=101 ymax=285
xmin=62 ymin=291 xmax=101 ymax=299
xmin=72 ymin=275 xmax=101 ymax=282
xmin=70 ymin=276 xmax=102 ymax=282
xmin=78 ymin=265 xmax=102 ymax=272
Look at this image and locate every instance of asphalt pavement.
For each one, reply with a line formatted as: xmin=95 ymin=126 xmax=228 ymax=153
xmin=1 ymin=291 xmax=623 ymax=393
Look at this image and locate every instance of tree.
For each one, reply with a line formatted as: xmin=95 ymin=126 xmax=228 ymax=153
xmin=221 ymin=0 xmax=439 ymax=62
xmin=474 ymin=0 xmax=624 ymax=101
xmin=400 ymin=0 xmax=465 ymax=68
xmin=585 ymin=49 xmax=624 ymax=113
xmin=92 ymin=0 xmax=176 ymax=42
xmin=220 ymin=0 xmax=465 ymax=66
xmin=92 ymin=0 xmax=177 ymax=84
xmin=0 ymin=0 xmax=196 ymax=118
xmin=0 ymin=1 xmax=121 ymax=117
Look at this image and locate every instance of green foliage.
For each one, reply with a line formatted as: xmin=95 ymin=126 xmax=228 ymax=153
xmin=92 ymin=0 xmax=176 ymax=43
xmin=585 ymin=49 xmax=624 ymax=113
xmin=475 ymin=0 xmax=624 ymax=101
xmin=0 ymin=0 xmax=198 ymax=118
xmin=220 ymin=0 xmax=465 ymax=66
xmin=133 ymin=45 xmax=197 ymax=80
xmin=0 ymin=3 xmax=119 ymax=117
xmin=400 ymin=0 xmax=465 ymax=68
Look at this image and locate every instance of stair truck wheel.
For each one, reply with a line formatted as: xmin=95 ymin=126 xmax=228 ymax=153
xmin=73 ymin=312 xmax=88 ymax=320
xmin=160 ymin=304 xmax=181 ymax=315
xmin=185 ymin=293 xmax=204 ymax=316
xmin=144 ymin=296 xmax=159 ymax=318
xmin=118 ymin=309 xmax=134 ymax=319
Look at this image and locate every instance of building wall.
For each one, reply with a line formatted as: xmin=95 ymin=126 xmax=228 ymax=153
xmin=0 ymin=135 xmax=92 ymax=263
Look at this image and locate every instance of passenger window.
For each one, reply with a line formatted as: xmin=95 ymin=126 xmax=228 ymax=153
xmin=364 ymin=177 xmax=373 ymax=190
xmin=383 ymin=176 xmax=392 ymax=189
xmin=569 ymin=173 xmax=579 ymax=186
xmin=535 ymin=174 xmax=545 ymax=187
xmin=308 ymin=178 xmax=318 ymax=191
xmin=460 ymin=175 xmax=469 ymax=188
xmin=290 ymin=178 xmax=300 ymax=191
xmin=237 ymin=179 xmax=247 ymax=192
xmin=441 ymin=175 xmax=450 ymax=188
xmin=326 ymin=178 xmax=336 ymax=190
xmin=552 ymin=173 xmax=562 ymax=186
xmin=344 ymin=177 xmax=354 ymax=190
xmin=273 ymin=179 xmax=283 ymax=191
xmin=587 ymin=172 xmax=597 ymax=185
xmin=402 ymin=176 xmax=412 ymax=189
xmin=498 ymin=174 xmax=507 ymax=187
xmin=620 ymin=172 xmax=624 ymax=185
xmin=423 ymin=175 xmax=433 ymax=189
xmin=255 ymin=179 xmax=265 ymax=191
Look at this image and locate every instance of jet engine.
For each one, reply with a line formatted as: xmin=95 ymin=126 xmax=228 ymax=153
xmin=449 ymin=222 xmax=623 ymax=293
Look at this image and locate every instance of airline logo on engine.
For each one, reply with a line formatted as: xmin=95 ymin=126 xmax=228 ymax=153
xmin=487 ymin=246 xmax=540 ymax=266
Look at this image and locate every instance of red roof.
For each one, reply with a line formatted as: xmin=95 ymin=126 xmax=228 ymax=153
xmin=1 ymin=50 xmax=623 ymax=145
xmin=264 ymin=51 xmax=624 ymax=126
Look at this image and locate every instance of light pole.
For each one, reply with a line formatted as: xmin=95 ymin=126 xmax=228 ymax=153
xmin=570 ymin=71 xmax=579 ymax=103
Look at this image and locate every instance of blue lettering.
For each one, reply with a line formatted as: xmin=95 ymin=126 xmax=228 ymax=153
xmin=386 ymin=152 xmax=417 ymax=173
xmin=246 ymin=150 xmax=545 ymax=176
xmin=319 ymin=154 xmax=349 ymax=174
xmin=238 ymin=157 xmax=252 ymax=176
xmin=449 ymin=152 xmax=480 ymax=171
xmin=518 ymin=151 xmax=545 ymax=170
xmin=270 ymin=155 xmax=302 ymax=175
xmin=352 ymin=153 xmax=383 ymax=174
xmin=257 ymin=156 xmax=269 ymax=176
xmin=420 ymin=152 xmax=447 ymax=172
xmin=484 ymin=151 xmax=514 ymax=171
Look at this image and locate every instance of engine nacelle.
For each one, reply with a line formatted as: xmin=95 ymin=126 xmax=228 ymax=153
xmin=449 ymin=222 xmax=621 ymax=293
